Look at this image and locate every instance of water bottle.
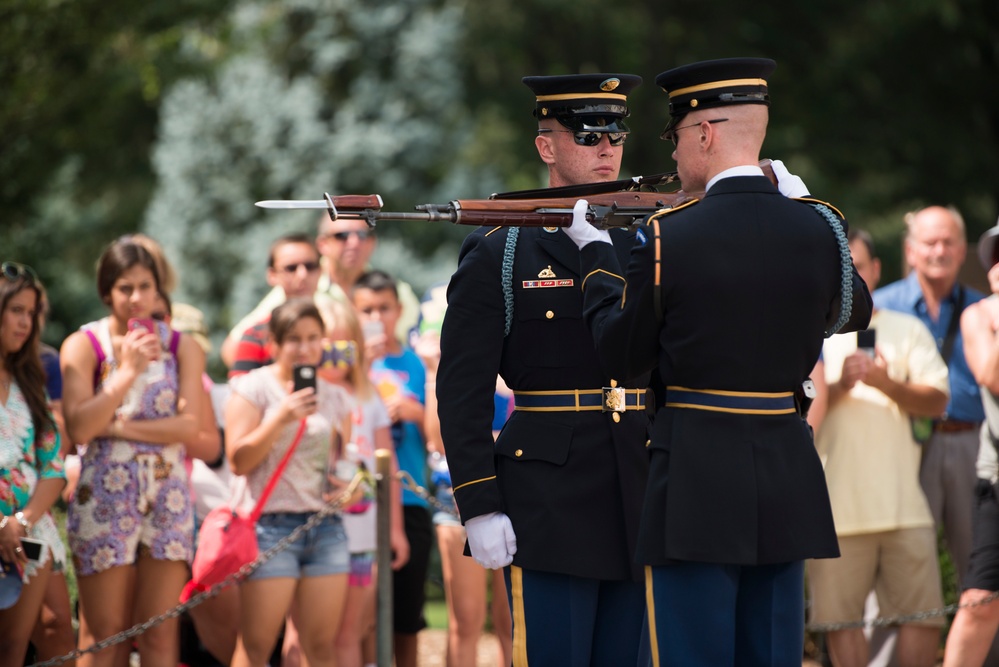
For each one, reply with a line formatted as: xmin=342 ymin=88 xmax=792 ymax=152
xmin=335 ymin=442 xmax=360 ymax=482
xmin=427 ymin=451 xmax=451 ymax=488
xmin=335 ymin=443 xmax=371 ymax=514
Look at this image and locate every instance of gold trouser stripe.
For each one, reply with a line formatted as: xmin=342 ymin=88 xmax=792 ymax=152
xmin=511 ymin=565 xmax=529 ymax=667
xmin=451 ymin=475 xmax=496 ymax=493
xmin=645 ymin=566 xmax=660 ymax=667
xmin=667 ymin=77 xmax=767 ymax=98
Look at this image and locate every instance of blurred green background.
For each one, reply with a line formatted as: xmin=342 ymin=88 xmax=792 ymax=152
xmin=3 ymin=0 xmax=998 ymax=375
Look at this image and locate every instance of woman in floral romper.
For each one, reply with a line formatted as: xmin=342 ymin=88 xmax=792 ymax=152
xmin=61 ymin=238 xmax=206 ymax=667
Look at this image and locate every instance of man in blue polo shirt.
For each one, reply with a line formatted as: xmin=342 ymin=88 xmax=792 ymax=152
xmin=874 ymin=205 xmax=985 ymax=590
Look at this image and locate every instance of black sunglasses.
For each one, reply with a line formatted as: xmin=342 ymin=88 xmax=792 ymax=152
xmin=1 ymin=261 xmax=39 ymax=284
xmin=326 ymin=230 xmax=374 ymax=242
xmin=660 ymin=118 xmax=729 ymax=145
xmin=277 ymin=261 xmax=321 ymax=274
xmin=537 ymin=129 xmax=628 ymax=147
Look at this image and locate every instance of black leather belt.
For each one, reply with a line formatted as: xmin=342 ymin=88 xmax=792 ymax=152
xmin=933 ymin=420 xmax=979 ymax=433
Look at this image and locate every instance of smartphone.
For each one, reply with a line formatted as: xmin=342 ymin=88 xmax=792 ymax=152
xmin=321 ymin=340 xmax=357 ymax=370
xmin=857 ymin=329 xmax=877 ymax=357
xmin=127 ymin=318 xmax=157 ymax=334
xmin=361 ymin=320 xmax=384 ymax=342
xmin=19 ymin=538 xmax=44 ymax=562
xmin=292 ymin=364 xmax=317 ymax=393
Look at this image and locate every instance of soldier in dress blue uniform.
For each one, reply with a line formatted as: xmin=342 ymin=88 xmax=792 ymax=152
xmin=436 ymin=73 xmax=653 ymax=666
xmin=563 ymin=58 xmax=874 ymax=665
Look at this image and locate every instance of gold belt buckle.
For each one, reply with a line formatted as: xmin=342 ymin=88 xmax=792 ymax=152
xmin=602 ymin=387 xmax=627 ymax=412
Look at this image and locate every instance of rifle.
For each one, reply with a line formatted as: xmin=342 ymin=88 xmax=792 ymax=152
xmin=255 ymin=160 xmax=776 ymax=231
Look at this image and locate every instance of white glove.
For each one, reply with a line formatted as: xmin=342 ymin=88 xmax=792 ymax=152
xmin=770 ymin=159 xmax=811 ymax=198
xmin=464 ymin=511 xmax=517 ymax=569
xmin=563 ymin=199 xmax=612 ymax=249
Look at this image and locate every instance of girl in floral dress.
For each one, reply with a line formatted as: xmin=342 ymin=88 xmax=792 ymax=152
xmin=0 ymin=261 xmax=67 ymax=667
xmin=61 ymin=238 xmax=205 ymax=667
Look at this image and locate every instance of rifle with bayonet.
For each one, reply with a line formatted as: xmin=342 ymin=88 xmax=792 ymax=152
xmin=256 ymin=160 xmax=776 ymax=230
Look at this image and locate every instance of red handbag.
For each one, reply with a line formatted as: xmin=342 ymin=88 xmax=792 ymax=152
xmin=180 ymin=420 xmax=306 ymax=602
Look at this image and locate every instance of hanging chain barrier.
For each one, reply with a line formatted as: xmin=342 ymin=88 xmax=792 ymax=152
xmin=27 ymin=469 xmax=374 ymax=667
xmin=29 ymin=466 xmax=988 ymax=666
xmin=806 ymin=589 xmax=999 ymax=633
xmin=395 ymin=469 xmax=459 ymax=518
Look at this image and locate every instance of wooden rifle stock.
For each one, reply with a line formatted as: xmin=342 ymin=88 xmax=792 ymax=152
xmin=313 ymin=159 xmax=777 ymax=229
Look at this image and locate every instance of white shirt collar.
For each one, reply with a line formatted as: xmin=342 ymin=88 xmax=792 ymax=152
xmin=705 ymin=165 xmax=765 ymax=193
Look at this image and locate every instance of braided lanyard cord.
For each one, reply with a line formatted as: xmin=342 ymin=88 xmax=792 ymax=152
xmin=502 ymin=226 xmax=520 ymax=337
xmin=810 ymin=202 xmax=854 ymax=337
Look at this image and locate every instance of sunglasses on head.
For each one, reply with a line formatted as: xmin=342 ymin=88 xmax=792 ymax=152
xmin=277 ymin=261 xmax=321 ymax=274
xmin=1 ymin=261 xmax=39 ymax=284
xmin=537 ymin=128 xmax=628 ymax=147
xmin=325 ymin=230 xmax=374 ymax=242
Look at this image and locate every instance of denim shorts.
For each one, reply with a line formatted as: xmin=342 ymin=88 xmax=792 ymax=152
xmin=248 ymin=512 xmax=349 ymax=581
xmin=431 ymin=486 xmax=462 ymax=528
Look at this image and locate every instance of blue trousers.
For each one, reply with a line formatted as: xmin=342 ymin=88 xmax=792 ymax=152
xmin=645 ymin=561 xmax=805 ymax=667
xmin=505 ymin=566 xmax=648 ymax=666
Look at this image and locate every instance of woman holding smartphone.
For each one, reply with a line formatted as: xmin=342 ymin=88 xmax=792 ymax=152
xmin=225 ymin=297 xmax=353 ymax=667
xmin=60 ymin=237 xmax=204 ymax=667
xmin=0 ymin=261 xmax=67 ymax=667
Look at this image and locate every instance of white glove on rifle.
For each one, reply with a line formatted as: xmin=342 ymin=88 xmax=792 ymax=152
xmin=770 ymin=159 xmax=811 ymax=198
xmin=563 ymin=199 xmax=612 ymax=250
xmin=464 ymin=511 xmax=517 ymax=569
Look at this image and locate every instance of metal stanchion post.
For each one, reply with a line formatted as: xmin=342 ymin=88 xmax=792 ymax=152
xmin=375 ymin=449 xmax=394 ymax=666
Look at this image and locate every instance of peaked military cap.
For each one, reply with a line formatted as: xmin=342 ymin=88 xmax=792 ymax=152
xmin=655 ymin=58 xmax=776 ymax=134
xmin=522 ymin=73 xmax=642 ymax=133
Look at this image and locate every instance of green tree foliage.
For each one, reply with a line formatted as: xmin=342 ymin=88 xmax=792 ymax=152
xmin=457 ymin=0 xmax=999 ymax=279
xmin=0 ymin=0 xmax=234 ymax=343
xmin=4 ymin=0 xmax=998 ymax=348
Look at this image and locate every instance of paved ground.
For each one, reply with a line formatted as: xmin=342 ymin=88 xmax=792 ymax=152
xmin=415 ymin=629 xmax=827 ymax=666
xmin=417 ymin=629 xmax=500 ymax=666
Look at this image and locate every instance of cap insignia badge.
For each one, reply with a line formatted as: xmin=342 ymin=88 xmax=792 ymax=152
xmin=600 ymin=78 xmax=621 ymax=92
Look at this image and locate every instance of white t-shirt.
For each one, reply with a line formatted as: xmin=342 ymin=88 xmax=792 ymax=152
xmin=819 ymin=309 xmax=950 ymax=535
xmin=228 ymin=367 xmax=352 ymax=514
xmin=342 ymin=392 xmax=391 ymax=553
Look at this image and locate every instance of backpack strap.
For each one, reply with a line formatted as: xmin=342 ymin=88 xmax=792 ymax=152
xmin=168 ymin=328 xmax=181 ymax=357
xmin=83 ymin=329 xmax=106 ymax=391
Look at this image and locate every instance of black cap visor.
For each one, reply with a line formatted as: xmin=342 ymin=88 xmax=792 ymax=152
xmin=555 ymin=113 xmax=630 ymax=133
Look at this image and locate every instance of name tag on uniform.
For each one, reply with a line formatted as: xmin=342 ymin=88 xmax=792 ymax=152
xmin=522 ymin=279 xmax=574 ymax=289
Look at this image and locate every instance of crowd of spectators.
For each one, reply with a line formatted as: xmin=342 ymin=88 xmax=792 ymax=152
xmin=1 ymin=211 xmax=513 ymax=667
xmin=6 ymin=202 xmax=999 ymax=667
